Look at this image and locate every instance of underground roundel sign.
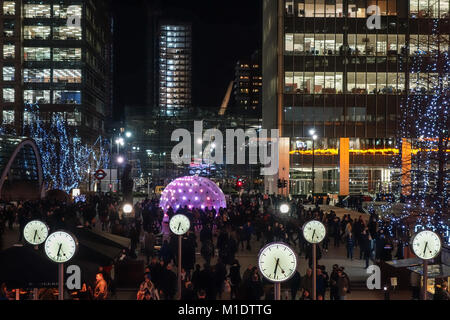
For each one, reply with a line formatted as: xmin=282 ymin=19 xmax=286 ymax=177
xmin=94 ymin=169 xmax=107 ymax=180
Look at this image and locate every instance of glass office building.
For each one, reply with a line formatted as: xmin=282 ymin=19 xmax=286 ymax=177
xmin=263 ymin=0 xmax=449 ymax=195
xmin=0 ymin=0 xmax=113 ymax=142
xmin=157 ymin=23 xmax=192 ymax=116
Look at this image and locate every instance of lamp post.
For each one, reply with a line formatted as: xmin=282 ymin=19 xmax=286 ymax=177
xmin=309 ymin=129 xmax=318 ymax=198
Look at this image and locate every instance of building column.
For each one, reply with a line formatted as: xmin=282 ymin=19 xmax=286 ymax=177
xmin=264 ymin=137 xmax=290 ymax=195
xmin=401 ymin=138 xmax=412 ymax=196
xmin=278 ymin=137 xmax=290 ymax=195
xmin=339 ymin=138 xmax=350 ymax=196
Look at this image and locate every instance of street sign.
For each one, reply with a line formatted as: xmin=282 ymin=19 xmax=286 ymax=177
xmin=94 ymin=169 xmax=107 ymax=180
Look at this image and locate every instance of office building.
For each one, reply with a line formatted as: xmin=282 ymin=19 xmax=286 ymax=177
xmin=263 ymin=0 xmax=449 ymax=196
xmin=0 ymin=0 xmax=113 ymax=142
xmin=233 ymin=51 xmax=262 ymax=117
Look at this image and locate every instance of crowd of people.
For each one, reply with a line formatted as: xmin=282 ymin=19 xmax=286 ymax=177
xmin=0 ymin=192 xmax=448 ymax=300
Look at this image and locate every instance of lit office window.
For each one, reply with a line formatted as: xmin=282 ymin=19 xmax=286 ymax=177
xmin=409 ymin=34 xmax=449 ymax=55
xmin=53 ymin=26 xmax=82 ymax=40
xmin=2 ymin=111 xmax=14 ymax=124
xmin=347 ymin=73 xmax=404 ymax=94
xmin=285 ymin=33 xmax=344 ymax=55
xmin=24 ymin=90 xmax=51 ymax=104
xmin=53 ymin=69 xmax=82 ymax=83
xmin=285 ymin=72 xmax=343 ymax=94
xmin=24 ymin=4 xmax=51 ymax=18
xmin=24 ymin=26 xmax=51 ymax=40
xmin=3 ymin=44 xmax=15 ymax=59
xmin=2 ymin=67 xmax=14 ymax=81
xmin=53 ymin=48 xmax=82 ymax=61
xmin=53 ymin=90 xmax=81 ymax=104
xmin=3 ymin=1 xmax=15 ymax=15
xmin=23 ymin=69 xmax=51 ymax=83
xmin=2 ymin=88 xmax=15 ymax=103
xmin=24 ymin=47 xmax=51 ymax=61
xmin=410 ymin=0 xmax=449 ymax=18
xmin=53 ymin=4 xmax=82 ymax=18
xmin=3 ymin=20 xmax=15 ymax=37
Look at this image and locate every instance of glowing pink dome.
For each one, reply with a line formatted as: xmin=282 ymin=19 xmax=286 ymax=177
xmin=159 ymin=176 xmax=226 ymax=211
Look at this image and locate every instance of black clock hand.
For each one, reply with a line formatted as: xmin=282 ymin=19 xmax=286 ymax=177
xmin=33 ymin=230 xmax=37 ymax=242
xmin=423 ymin=242 xmax=428 ymax=256
xmin=274 ymin=258 xmax=280 ymax=277
xmin=312 ymin=229 xmax=316 ymax=241
xmin=57 ymin=244 xmax=62 ymax=259
xmin=178 ymin=223 xmax=181 ymax=231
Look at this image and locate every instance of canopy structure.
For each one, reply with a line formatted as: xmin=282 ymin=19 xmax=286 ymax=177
xmin=0 ymin=136 xmax=44 ymax=201
xmin=159 ymin=176 xmax=227 ymax=211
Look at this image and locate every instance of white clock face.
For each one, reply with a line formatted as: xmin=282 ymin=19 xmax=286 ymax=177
xmin=169 ymin=214 xmax=190 ymax=235
xmin=23 ymin=220 xmax=49 ymax=245
xmin=45 ymin=231 xmax=78 ymax=263
xmin=411 ymin=230 xmax=442 ymax=260
xmin=303 ymin=220 xmax=326 ymax=244
xmin=258 ymin=243 xmax=297 ymax=283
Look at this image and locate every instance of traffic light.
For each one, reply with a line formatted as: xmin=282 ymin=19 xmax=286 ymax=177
xmin=283 ymin=180 xmax=288 ymax=188
xmin=236 ymin=179 xmax=244 ymax=189
xmin=277 ymin=179 xmax=282 ymax=188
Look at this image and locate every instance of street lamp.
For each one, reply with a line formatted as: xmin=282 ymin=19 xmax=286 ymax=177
xmin=309 ymin=129 xmax=318 ymax=198
xmin=125 ymin=131 xmax=132 ymax=138
xmin=117 ymin=156 xmax=124 ymax=164
xmin=279 ymin=203 xmax=290 ymax=215
xmin=123 ymin=203 xmax=133 ymax=217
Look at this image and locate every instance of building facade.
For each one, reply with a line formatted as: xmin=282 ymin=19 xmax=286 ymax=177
xmin=0 ymin=0 xmax=113 ymax=142
xmin=155 ymin=22 xmax=192 ymax=116
xmin=263 ymin=0 xmax=449 ymax=196
xmin=233 ymin=51 xmax=263 ymax=117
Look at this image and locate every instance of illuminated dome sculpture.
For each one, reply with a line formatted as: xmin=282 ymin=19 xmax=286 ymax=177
xmin=159 ymin=176 xmax=226 ymax=212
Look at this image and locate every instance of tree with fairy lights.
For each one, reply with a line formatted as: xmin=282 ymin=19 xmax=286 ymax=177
xmin=18 ymin=103 xmax=110 ymax=193
xmin=384 ymin=18 xmax=449 ymax=245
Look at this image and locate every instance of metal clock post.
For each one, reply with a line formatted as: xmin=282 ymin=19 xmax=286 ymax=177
xmin=410 ymin=230 xmax=442 ymax=301
xmin=302 ymin=220 xmax=327 ymax=300
xmin=258 ymin=242 xmax=298 ymax=300
xmin=44 ymin=231 xmax=79 ymax=301
xmin=169 ymin=214 xmax=190 ymax=300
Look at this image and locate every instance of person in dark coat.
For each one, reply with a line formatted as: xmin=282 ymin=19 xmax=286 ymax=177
xmin=198 ymin=264 xmax=215 ymax=300
xmin=181 ymin=281 xmax=196 ymax=300
xmin=246 ymin=273 xmax=264 ymax=300
xmin=191 ymin=264 xmax=201 ymax=294
xmin=289 ymin=270 xmax=301 ymax=300
xmin=182 ymin=236 xmax=196 ymax=279
xmin=159 ymin=240 xmax=173 ymax=265
xmin=213 ymin=259 xmax=227 ymax=299
xmin=201 ymin=239 xmax=214 ymax=265
xmin=160 ymin=264 xmax=177 ymax=300
xmin=329 ymin=264 xmax=339 ymax=300
xmin=228 ymin=259 xmax=241 ymax=300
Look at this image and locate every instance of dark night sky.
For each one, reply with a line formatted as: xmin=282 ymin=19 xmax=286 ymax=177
xmin=112 ymin=0 xmax=262 ymax=120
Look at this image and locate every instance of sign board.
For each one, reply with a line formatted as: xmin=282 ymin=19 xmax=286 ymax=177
xmin=94 ymin=169 xmax=107 ymax=180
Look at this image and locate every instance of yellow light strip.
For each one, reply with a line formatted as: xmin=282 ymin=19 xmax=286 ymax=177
xmin=290 ymin=148 xmax=450 ymax=155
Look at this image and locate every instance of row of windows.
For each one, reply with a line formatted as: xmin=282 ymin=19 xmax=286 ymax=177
xmin=285 ymin=72 xmax=449 ymax=95
xmin=23 ymin=4 xmax=82 ymax=19
xmin=285 ymin=106 xmax=378 ymax=122
xmin=284 ymin=0 xmax=449 ymax=18
xmin=2 ymin=111 xmax=82 ymax=127
xmin=1 ymin=88 xmax=81 ymax=104
xmin=285 ymin=34 xmax=449 ymax=56
xmin=285 ymin=0 xmax=397 ymax=17
xmin=23 ymin=26 xmax=82 ymax=40
xmin=3 ymin=45 xmax=81 ymax=61
xmin=23 ymin=47 xmax=82 ymax=61
xmin=22 ymin=69 xmax=82 ymax=83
